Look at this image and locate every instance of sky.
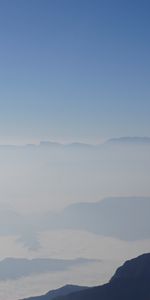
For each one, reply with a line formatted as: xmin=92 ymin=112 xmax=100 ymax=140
xmin=0 ymin=1 xmax=150 ymax=299
xmin=0 ymin=0 xmax=150 ymax=144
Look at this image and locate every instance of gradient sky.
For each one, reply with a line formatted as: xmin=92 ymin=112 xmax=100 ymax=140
xmin=0 ymin=0 xmax=150 ymax=143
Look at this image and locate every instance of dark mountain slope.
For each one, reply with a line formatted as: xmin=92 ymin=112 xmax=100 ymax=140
xmin=22 ymin=285 xmax=88 ymax=300
xmin=54 ymin=279 xmax=150 ymax=300
xmin=111 ymin=252 xmax=150 ymax=281
xmin=42 ymin=253 xmax=150 ymax=300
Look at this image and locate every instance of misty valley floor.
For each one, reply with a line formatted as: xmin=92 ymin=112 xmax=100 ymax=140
xmin=0 ymin=229 xmax=150 ymax=299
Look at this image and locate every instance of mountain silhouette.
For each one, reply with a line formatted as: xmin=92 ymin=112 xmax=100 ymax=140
xmin=42 ymin=197 xmax=150 ymax=241
xmin=22 ymin=285 xmax=88 ymax=300
xmin=106 ymin=136 xmax=150 ymax=145
xmin=0 ymin=197 xmax=150 ymax=250
xmin=111 ymin=252 xmax=150 ymax=281
xmin=23 ymin=253 xmax=150 ymax=300
xmin=0 ymin=257 xmax=97 ymax=281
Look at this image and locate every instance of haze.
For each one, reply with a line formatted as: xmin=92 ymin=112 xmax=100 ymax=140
xmin=0 ymin=1 xmax=150 ymax=299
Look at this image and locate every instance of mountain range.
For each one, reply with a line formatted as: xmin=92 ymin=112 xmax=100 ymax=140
xmin=1 ymin=136 xmax=150 ymax=149
xmin=0 ymin=257 xmax=98 ymax=281
xmin=22 ymin=285 xmax=88 ymax=300
xmin=22 ymin=253 xmax=150 ymax=300
xmin=0 ymin=197 xmax=150 ymax=250
xmin=106 ymin=136 xmax=150 ymax=145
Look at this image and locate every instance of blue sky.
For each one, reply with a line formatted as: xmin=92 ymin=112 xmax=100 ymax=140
xmin=0 ymin=0 xmax=150 ymax=143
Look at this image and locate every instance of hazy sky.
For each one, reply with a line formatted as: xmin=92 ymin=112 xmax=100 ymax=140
xmin=0 ymin=2 xmax=150 ymax=299
xmin=0 ymin=0 xmax=150 ymax=144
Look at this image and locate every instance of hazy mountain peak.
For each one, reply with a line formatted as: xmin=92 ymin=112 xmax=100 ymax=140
xmin=106 ymin=136 xmax=150 ymax=144
xmin=39 ymin=141 xmax=63 ymax=147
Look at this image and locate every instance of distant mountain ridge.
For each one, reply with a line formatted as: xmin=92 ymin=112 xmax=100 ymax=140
xmin=0 ymin=257 xmax=97 ymax=281
xmin=23 ymin=253 xmax=150 ymax=300
xmin=42 ymin=197 xmax=150 ymax=241
xmin=106 ymin=136 xmax=150 ymax=144
xmin=0 ymin=197 xmax=150 ymax=250
xmin=22 ymin=285 xmax=88 ymax=300
xmin=1 ymin=136 xmax=150 ymax=149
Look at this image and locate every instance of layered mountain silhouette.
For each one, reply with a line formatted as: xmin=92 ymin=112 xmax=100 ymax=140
xmin=22 ymin=285 xmax=88 ymax=300
xmin=40 ymin=197 xmax=150 ymax=241
xmin=0 ymin=136 xmax=150 ymax=149
xmin=0 ymin=257 xmax=97 ymax=281
xmin=106 ymin=136 xmax=150 ymax=145
xmin=0 ymin=197 xmax=150 ymax=250
xmin=23 ymin=253 xmax=150 ymax=300
xmin=39 ymin=137 xmax=150 ymax=147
